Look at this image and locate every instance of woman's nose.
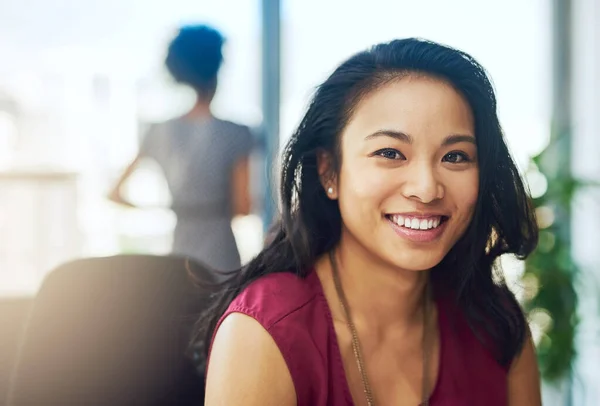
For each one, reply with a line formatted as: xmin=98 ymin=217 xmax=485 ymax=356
xmin=400 ymin=162 xmax=444 ymax=204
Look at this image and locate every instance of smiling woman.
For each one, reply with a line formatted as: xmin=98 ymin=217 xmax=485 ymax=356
xmin=197 ymin=38 xmax=541 ymax=406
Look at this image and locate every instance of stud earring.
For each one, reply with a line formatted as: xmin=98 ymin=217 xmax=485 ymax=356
xmin=327 ymin=187 xmax=334 ymax=195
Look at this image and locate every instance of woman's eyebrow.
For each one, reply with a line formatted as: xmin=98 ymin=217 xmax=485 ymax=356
xmin=365 ymin=130 xmax=412 ymax=143
xmin=442 ymin=134 xmax=476 ymax=146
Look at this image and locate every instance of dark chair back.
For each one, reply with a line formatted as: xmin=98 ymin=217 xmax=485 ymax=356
xmin=6 ymin=255 xmax=212 ymax=406
xmin=0 ymin=298 xmax=32 ymax=405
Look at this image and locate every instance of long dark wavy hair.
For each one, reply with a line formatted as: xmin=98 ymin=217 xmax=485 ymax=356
xmin=191 ymin=38 xmax=538 ymax=368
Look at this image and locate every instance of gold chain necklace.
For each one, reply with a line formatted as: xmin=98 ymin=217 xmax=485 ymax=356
xmin=328 ymin=251 xmax=431 ymax=406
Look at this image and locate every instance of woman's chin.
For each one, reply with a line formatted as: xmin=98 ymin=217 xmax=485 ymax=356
xmin=388 ymin=252 xmax=445 ymax=273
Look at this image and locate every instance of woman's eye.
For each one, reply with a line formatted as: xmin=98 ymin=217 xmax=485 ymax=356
xmin=375 ymin=149 xmax=405 ymax=160
xmin=443 ymin=151 xmax=471 ymax=163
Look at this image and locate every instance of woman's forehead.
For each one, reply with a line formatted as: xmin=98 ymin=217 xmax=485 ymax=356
xmin=341 ymin=78 xmax=475 ymax=145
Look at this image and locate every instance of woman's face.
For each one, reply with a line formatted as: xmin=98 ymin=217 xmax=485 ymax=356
xmin=329 ymin=76 xmax=479 ymax=271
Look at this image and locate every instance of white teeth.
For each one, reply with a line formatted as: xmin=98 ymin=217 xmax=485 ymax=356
xmin=389 ymin=215 xmax=443 ymax=230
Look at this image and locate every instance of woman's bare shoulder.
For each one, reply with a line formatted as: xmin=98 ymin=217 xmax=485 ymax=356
xmin=205 ymin=312 xmax=296 ymax=406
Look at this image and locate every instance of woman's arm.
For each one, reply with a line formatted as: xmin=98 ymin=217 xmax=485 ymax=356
xmin=231 ymin=156 xmax=251 ymax=216
xmin=107 ymin=155 xmax=141 ymax=208
xmin=507 ymin=333 xmax=542 ymax=405
xmin=204 ymin=313 xmax=296 ymax=406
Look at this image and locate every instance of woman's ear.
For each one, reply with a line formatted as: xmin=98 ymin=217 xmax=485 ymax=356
xmin=317 ymin=149 xmax=338 ymax=200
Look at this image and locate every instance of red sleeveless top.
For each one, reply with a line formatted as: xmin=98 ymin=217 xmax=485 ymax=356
xmin=210 ymin=271 xmax=508 ymax=405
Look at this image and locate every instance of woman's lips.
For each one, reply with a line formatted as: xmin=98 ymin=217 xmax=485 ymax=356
xmin=385 ymin=214 xmax=448 ymax=243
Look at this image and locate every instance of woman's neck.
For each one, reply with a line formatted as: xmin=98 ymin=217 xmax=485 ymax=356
xmin=317 ymin=232 xmax=430 ymax=334
xmin=185 ymin=100 xmax=212 ymax=119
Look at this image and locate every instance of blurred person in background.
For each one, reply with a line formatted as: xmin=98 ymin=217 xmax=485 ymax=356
xmin=109 ymin=24 xmax=254 ymax=273
xmin=198 ymin=38 xmax=541 ymax=405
